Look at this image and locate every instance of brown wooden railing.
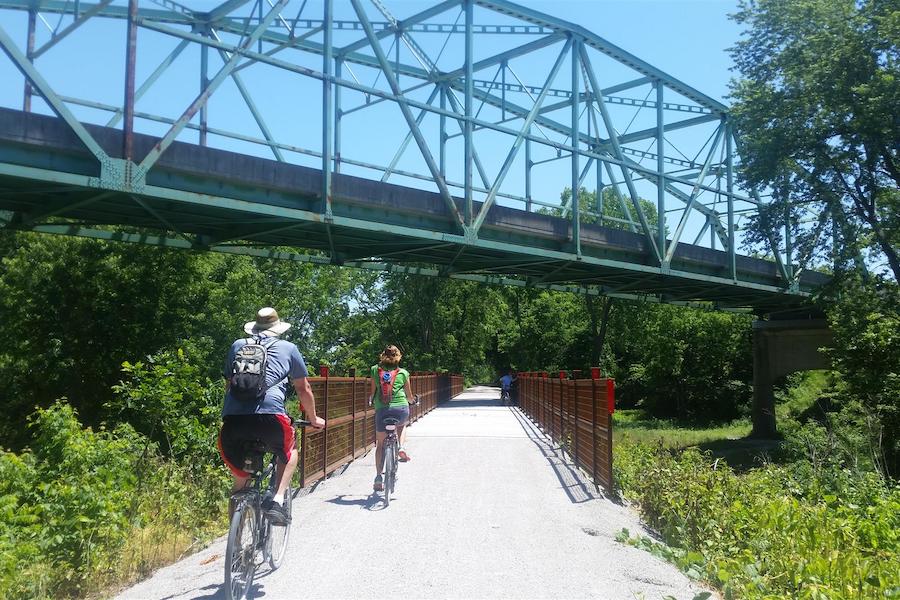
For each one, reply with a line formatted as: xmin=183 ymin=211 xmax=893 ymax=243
xmin=298 ymin=370 xmax=463 ymax=487
xmin=517 ymin=369 xmax=615 ymax=493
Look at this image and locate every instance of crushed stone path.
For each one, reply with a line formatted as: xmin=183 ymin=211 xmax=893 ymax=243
xmin=115 ymin=386 xmax=715 ymax=600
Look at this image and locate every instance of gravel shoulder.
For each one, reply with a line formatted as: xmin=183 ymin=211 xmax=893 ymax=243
xmin=114 ymin=387 xmax=716 ymax=600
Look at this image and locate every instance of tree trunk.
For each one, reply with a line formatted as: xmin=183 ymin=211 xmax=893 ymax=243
xmin=586 ymin=296 xmax=614 ymax=366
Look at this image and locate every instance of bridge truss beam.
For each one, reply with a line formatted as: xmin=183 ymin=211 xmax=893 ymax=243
xmin=0 ymin=0 xmax=821 ymax=308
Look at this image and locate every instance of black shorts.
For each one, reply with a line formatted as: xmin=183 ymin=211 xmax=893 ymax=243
xmin=218 ymin=414 xmax=295 ymax=477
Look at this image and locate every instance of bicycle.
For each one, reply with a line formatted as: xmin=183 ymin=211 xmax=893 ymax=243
xmin=380 ymin=396 xmax=419 ymax=508
xmin=500 ymin=388 xmax=511 ymax=405
xmin=224 ymin=419 xmax=311 ymax=600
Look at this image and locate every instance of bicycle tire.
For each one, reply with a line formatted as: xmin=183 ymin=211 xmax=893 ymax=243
xmin=383 ymin=442 xmax=396 ymax=507
xmin=264 ymin=487 xmax=292 ymax=570
xmin=225 ymin=499 xmax=258 ymax=600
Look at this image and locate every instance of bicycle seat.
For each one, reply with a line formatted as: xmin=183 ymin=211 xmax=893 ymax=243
xmin=239 ymin=440 xmax=267 ymax=473
xmin=383 ymin=417 xmax=401 ymax=431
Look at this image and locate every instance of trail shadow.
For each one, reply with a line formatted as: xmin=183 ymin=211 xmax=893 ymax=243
xmin=442 ymin=398 xmax=505 ymax=408
xmin=509 ymin=408 xmax=609 ymax=505
xmin=325 ymin=493 xmax=383 ymax=511
xmin=176 ymin=583 xmax=229 ymax=600
xmin=184 ymin=576 xmax=270 ymax=600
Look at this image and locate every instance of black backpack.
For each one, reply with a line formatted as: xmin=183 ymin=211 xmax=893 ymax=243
xmin=229 ymin=336 xmax=280 ymax=402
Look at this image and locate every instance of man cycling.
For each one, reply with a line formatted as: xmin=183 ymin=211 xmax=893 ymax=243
xmin=218 ymin=307 xmax=324 ymax=524
xmin=499 ymin=371 xmax=516 ymax=404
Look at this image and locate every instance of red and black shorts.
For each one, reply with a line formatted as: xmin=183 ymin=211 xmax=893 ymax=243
xmin=218 ymin=414 xmax=295 ymax=478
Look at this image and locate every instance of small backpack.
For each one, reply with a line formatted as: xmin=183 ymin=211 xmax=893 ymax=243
xmin=230 ymin=337 xmax=279 ymax=402
xmin=378 ymin=368 xmax=400 ymax=403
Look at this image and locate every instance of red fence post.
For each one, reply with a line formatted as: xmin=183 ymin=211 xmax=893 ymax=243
xmin=591 ymin=367 xmax=599 ymax=487
xmin=350 ymin=367 xmax=357 ymax=458
xmin=606 ymin=378 xmax=615 ymax=415
xmin=319 ymin=365 xmax=329 ymax=481
xmin=606 ymin=377 xmax=615 ymax=493
xmin=559 ymin=370 xmax=566 ymax=448
xmin=572 ymin=370 xmax=579 ymax=467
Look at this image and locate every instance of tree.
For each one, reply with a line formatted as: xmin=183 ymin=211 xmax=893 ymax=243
xmin=729 ymin=0 xmax=900 ymax=280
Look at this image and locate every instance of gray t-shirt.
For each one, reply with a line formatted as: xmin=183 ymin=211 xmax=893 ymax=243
xmin=222 ymin=336 xmax=309 ymax=416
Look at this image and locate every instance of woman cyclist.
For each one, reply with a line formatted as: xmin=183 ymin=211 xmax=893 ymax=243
xmin=370 ymin=345 xmax=414 ymax=492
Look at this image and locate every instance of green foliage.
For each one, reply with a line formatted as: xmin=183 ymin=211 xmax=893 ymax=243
xmin=0 ymin=402 xmax=140 ymax=598
xmin=615 ymin=441 xmax=900 ymax=599
xmin=0 ymin=232 xmax=371 ymax=449
xmin=730 ymin=0 xmax=900 ymax=279
xmin=109 ymin=347 xmax=221 ymax=464
xmin=553 ymin=186 xmax=662 ymax=232
xmin=612 ymin=305 xmax=752 ymax=420
xmin=825 ymin=278 xmax=900 ymax=478
xmin=0 ymin=399 xmax=228 ymax=599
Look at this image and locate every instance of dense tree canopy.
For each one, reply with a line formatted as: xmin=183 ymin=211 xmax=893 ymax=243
xmin=729 ymin=0 xmax=900 ymax=279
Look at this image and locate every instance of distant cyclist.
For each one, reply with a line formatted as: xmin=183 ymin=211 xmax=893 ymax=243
xmin=219 ymin=307 xmax=324 ymax=524
xmin=370 ymin=345 xmax=414 ymax=492
xmin=499 ymin=370 xmax=517 ymax=403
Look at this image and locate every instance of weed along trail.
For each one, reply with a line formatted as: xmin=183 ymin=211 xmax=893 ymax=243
xmin=115 ymin=387 xmax=714 ymax=600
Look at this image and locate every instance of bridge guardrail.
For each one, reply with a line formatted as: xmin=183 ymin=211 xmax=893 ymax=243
xmin=298 ymin=370 xmax=463 ymax=487
xmin=518 ymin=369 xmax=614 ymax=494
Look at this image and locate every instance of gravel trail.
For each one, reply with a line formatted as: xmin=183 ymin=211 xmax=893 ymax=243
xmin=114 ymin=387 xmax=714 ymax=600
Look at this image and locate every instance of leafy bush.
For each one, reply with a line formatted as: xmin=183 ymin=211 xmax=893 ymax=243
xmin=614 ymin=441 xmax=899 ymax=599
xmin=0 ymin=400 xmax=228 ymax=599
xmin=825 ymin=278 xmax=900 ymax=479
xmin=108 ymin=346 xmax=221 ymax=465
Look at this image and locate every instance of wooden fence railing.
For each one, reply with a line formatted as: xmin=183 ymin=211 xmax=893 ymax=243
xmin=517 ymin=369 xmax=615 ymax=493
xmin=299 ymin=370 xmax=464 ymax=487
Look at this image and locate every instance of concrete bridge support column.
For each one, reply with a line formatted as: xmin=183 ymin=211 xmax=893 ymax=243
xmin=752 ymin=319 xmax=832 ymax=438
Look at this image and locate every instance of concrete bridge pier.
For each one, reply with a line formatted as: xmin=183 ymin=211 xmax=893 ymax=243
xmin=752 ymin=319 xmax=832 ymax=437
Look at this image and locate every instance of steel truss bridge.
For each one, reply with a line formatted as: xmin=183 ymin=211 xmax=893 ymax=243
xmin=0 ymin=0 xmax=827 ymax=312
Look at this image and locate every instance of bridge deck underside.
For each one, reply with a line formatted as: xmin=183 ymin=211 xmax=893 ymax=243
xmin=0 ymin=109 xmax=825 ymax=311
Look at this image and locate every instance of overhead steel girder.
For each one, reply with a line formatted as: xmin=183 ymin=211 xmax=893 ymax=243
xmin=0 ymin=23 xmax=109 ymax=162
xmin=348 ymin=0 xmax=465 ymax=231
xmin=0 ymin=0 xmax=803 ymax=295
xmin=0 ymin=0 xmax=192 ymax=24
xmin=10 ymin=9 xmax=740 ymax=240
xmin=473 ymin=0 xmax=727 ymax=113
xmin=137 ymin=0 xmax=289 ymax=173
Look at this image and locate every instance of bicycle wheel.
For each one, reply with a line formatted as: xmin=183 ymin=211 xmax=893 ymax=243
xmin=225 ymin=499 xmax=258 ymax=600
xmin=383 ymin=442 xmax=396 ymax=507
xmin=264 ymin=486 xmax=292 ymax=570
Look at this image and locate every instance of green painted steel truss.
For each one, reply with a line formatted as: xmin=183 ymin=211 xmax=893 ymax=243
xmin=0 ymin=0 xmax=827 ymax=311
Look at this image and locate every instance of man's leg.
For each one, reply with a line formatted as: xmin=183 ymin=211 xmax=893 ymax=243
xmin=273 ymin=447 xmax=297 ymax=501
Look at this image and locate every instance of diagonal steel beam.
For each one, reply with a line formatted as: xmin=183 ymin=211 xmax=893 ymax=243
xmin=31 ymin=0 xmax=113 ymax=58
xmin=580 ymin=44 xmax=661 ymax=263
xmin=138 ymin=0 xmax=289 ymax=173
xmin=202 ymin=0 xmax=253 ymax=23
xmin=338 ymin=0 xmax=460 ymax=56
xmin=349 ymin=0 xmax=465 ymax=232
xmin=214 ymin=45 xmax=285 ymax=161
xmin=0 ymin=23 xmax=109 ymax=162
xmin=381 ymin=85 xmax=441 ymax=182
xmin=471 ymin=37 xmax=571 ymax=235
xmin=664 ymin=124 xmax=724 ymax=264
xmin=107 ymin=38 xmax=190 ymax=127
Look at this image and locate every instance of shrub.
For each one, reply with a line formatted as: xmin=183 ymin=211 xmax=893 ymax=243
xmin=0 ymin=400 xmax=229 ymax=599
xmin=615 ymin=441 xmax=899 ymax=599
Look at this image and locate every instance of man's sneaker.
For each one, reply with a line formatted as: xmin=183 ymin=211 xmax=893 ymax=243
xmin=373 ymin=474 xmax=384 ymax=492
xmin=398 ymin=449 xmax=410 ymax=462
xmin=265 ymin=501 xmax=291 ymax=525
